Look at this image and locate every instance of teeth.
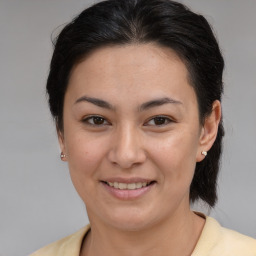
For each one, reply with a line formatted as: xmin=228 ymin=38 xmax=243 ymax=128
xmin=136 ymin=183 xmax=142 ymax=189
xmin=114 ymin=182 xmax=119 ymax=188
xmin=119 ymin=183 xmax=127 ymax=189
xmin=107 ymin=182 xmax=150 ymax=190
xmin=127 ymin=183 xmax=136 ymax=190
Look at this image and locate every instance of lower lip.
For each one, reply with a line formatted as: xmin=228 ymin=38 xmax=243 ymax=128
xmin=101 ymin=182 xmax=155 ymax=200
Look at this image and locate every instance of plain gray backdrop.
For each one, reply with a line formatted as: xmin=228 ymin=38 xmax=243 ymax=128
xmin=0 ymin=0 xmax=255 ymax=255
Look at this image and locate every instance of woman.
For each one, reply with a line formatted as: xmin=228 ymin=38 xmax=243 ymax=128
xmin=30 ymin=0 xmax=256 ymax=255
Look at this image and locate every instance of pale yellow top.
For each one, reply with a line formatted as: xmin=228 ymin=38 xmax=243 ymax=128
xmin=30 ymin=216 xmax=256 ymax=256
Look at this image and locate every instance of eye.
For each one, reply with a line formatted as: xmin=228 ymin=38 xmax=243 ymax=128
xmin=145 ymin=116 xmax=173 ymax=126
xmin=82 ymin=115 xmax=110 ymax=126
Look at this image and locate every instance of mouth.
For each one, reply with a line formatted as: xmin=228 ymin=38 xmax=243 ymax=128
xmin=100 ymin=178 xmax=156 ymax=199
xmin=101 ymin=181 xmax=156 ymax=190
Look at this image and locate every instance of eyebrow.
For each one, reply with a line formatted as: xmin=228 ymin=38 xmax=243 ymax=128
xmin=75 ymin=96 xmax=115 ymax=110
xmin=139 ymin=97 xmax=182 ymax=111
xmin=74 ymin=96 xmax=182 ymax=111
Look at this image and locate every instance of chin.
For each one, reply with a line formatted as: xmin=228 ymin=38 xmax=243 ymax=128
xmin=102 ymin=207 xmax=160 ymax=232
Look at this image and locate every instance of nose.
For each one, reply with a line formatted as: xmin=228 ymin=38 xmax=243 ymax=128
xmin=107 ymin=124 xmax=147 ymax=169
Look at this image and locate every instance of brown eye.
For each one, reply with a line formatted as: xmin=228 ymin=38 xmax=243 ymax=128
xmin=153 ymin=117 xmax=167 ymax=125
xmin=145 ymin=116 xmax=172 ymax=126
xmin=92 ymin=116 xmax=105 ymax=125
xmin=83 ymin=115 xmax=109 ymax=126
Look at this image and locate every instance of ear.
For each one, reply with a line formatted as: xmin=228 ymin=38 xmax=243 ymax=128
xmin=196 ymin=100 xmax=222 ymax=162
xmin=57 ymin=128 xmax=68 ymax=161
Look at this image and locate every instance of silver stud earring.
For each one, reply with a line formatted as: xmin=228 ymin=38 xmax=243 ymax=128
xmin=201 ymin=151 xmax=207 ymax=156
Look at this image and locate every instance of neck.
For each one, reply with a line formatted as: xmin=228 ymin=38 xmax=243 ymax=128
xmin=81 ymin=209 xmax=205 ymax=256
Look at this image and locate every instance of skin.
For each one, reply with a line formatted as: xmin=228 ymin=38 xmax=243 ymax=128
xmin=58 ymin=43 xmax=221 ymax=256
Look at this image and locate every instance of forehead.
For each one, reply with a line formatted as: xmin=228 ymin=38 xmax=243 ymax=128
xmin=70 ymin=43 xmax=187 ymax=82
xmin=67 ymin=43 xmax=196 ymax=107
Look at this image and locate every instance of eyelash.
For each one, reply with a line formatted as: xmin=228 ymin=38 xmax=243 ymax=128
xmin=82 ymin=115 xmax=110 ymax=126
xmin=145 ymin=115 xmax=173 ymax=126
xmin=82 ymin=115 xmax=173 ymax=127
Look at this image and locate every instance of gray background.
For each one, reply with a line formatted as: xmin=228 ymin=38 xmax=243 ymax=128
xmin=0 ymin=0 xmax=255 ymax=255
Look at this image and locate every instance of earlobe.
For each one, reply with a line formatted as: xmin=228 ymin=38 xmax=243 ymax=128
xmin=60 ymin=152 xmax=68 ymax=161
xmin=57 ymin=129 xmax=67 ymax=161
xmin=197 ymin=100 xmax=222 ymax=162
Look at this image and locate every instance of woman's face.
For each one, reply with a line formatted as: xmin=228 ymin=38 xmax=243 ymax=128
xmin=60 ymin=44 xmax=208 ymax=231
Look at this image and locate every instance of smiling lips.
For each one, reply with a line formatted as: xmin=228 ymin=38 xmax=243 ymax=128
xmin=106 ymin=181 xmax=149 ymax=190
xmin=101 ymin=179 xmax=156 ymax=200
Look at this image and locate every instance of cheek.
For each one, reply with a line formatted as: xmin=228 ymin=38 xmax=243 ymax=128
xmin=65 ymin=132 xmax=109 ymax=191
xmin=147 ymin=130 xmax=198 ymax=184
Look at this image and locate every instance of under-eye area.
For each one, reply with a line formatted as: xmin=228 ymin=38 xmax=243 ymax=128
xmin=101 ymin=181 xmax=156 ymax=190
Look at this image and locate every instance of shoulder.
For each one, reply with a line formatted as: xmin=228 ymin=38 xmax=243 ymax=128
xmin=29 ymin=225 xmax=90 ymax=256
xmin=192 ymin=216 xmax=256 ymax=256
xmin=216 ymin=224 xmax=256 ymax=255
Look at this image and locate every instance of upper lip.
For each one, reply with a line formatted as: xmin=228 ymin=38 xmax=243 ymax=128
xmin=101 ymin=177 xmax=155 ymax=184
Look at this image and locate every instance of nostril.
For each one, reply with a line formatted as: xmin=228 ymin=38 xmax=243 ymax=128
xmin=107 ymin=136 xmax=147 ymax=169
